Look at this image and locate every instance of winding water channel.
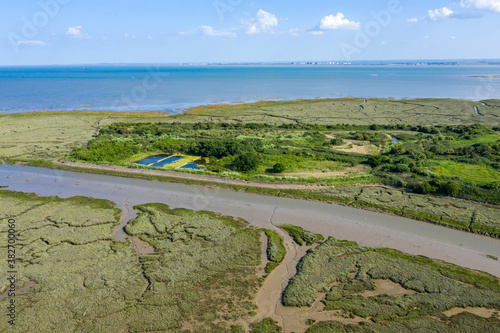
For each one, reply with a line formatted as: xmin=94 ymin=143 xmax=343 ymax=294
xmin=1 ymin=164 xmax=499 ymax=277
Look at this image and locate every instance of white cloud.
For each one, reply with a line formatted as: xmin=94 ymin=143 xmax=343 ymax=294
xmin=451 ymin=35 xmax=457 ymax=39
xmin=310 ymin=30 xmax=325 ymax=35
xmin=319 ymin=13 xmax=361 ymax=30
xmin=244 ymin=9 xmax=278 ymax=34
xmin=66 ymin=26 xmax=91 ymax=38
xmin=200 ymin=25 xmax=237 ymax=37
xmin=427 ymin=7 xmax=455 ymax=21
xmin=148 ymin=35 xmax=153 ymax=40
xmin=66 ymin=26 xmax=82 ymax=36
xmin=17 ymin=40 xmax=47 ymax=46
xmin=257 ymin=9 xmax=278 ymax=29
xmin=461 ymin=0 xmax=500 ymax=12
xmin=180 ymin=26 xmax=237 ymax=37
xmin=407 ymin=18 xmax=419 ymax=22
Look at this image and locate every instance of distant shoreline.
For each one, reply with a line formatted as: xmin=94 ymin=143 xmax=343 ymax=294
xmin=470 ymin=75 xmax=500 ymax=78
xmin=1 ymin=97 xmax=499 ymax=116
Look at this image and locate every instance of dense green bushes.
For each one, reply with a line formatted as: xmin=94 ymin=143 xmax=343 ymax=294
xmin=234 ymin=151 xmax=260 ymax=172
xmin=69 ymin=139 xmax=140 ymax=163
xmin=70 ymin=121 xmax=368 ymax=172
xmin=190 ymin=139 xmax=255 ymax=158
xmin=369 ymin=125 xmax=500 ymax=204
xmin=271 ymin=162 xmax=287 ymax=173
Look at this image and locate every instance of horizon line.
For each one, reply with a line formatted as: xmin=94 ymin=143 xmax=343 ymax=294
xmin=2 ymin=58 xmax=500 ymax=67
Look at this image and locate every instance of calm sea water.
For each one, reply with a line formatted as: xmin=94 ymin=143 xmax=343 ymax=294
xmin=0 ymin=65 xmax=499 ymax=114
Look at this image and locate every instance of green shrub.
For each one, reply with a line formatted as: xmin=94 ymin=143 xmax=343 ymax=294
xmin=271 ymin=162 xmax=287 ymax=173
xmin=414 ymin=181 xmax=436 ymax=194
xmin=234 ymin=152 xmax=260 ymax=172
xmin=251 ymin=318 xmax=282 ymax=333
xmin=330 ymin=138 xmax=344 ymax=146
xmin=443 ymin=180 xmax=460 ymax=196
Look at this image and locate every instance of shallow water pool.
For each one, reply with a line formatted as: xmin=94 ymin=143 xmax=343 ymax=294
xmin=137 ymin=155 xmax=168 ymax=166
xmin=180 ymin=161 xmax=206 ymax=170
xmin=151 ymin=156 xmax=184 ymax=167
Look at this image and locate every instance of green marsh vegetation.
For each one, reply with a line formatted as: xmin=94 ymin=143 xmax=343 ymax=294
xmin=0 ymin=191 xmax=263 ymax=332
xmin=0 ymin=190 xmax=146 ymax=333
xmin=280 ymin=225 xmax=324 ymax=246
xmin=176 ymin=98 xmax=500 ymax=127
xmin=263 ymin=230 xmax=286 ymax=274
xmin=250 ymin=318 xmax=283 ymax=332
xmin=124 ymin=203 xmax=262 ymax=332
xmin=283 ymin=236 xmax=500 ymax=332
xmin=1 ymin=189 xmax=498 ymax=332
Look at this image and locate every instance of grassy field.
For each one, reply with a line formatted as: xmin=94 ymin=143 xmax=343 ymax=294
xmin=431 ymin=161 xmax=500 ymax=183
xmin=284 ymin=236 xmax=500 ymax=332
xmin=449 ymin=132 xmax=500 ymax=146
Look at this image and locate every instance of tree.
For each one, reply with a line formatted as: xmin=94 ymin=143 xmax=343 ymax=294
xmin=390 ymin=144 xmax=406 ymax=156
xmin=414 ymin=181 xmax=435 ymax=194
xmin=271 ymin=162 xmax=287 ymax=173
xmin=443 ymin=180 xmax=460 ymax=196
xmin=234 ymin=152 xmax=259 ymax=172
xmin=330 ymin=138 xmax=344 ymax=146
xmin=368 ymin=155 xmax=384 ymax=167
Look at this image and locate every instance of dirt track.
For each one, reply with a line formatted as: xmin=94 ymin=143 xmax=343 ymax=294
xmin=60 ymin=161 xmax=325 ymax=190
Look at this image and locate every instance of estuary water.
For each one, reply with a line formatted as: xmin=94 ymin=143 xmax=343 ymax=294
xmin=1 ymin=163 xmax=498 ymax=277
xmin=1 ymin=65 xmax=500 ymax=114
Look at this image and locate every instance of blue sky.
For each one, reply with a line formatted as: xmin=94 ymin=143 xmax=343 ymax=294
xmin=1 ymin=0 xmax=499 ymax=65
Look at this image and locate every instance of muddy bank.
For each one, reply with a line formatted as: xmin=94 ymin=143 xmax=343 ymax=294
xmin=1 ymin=163 xmax=499 ymax=277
